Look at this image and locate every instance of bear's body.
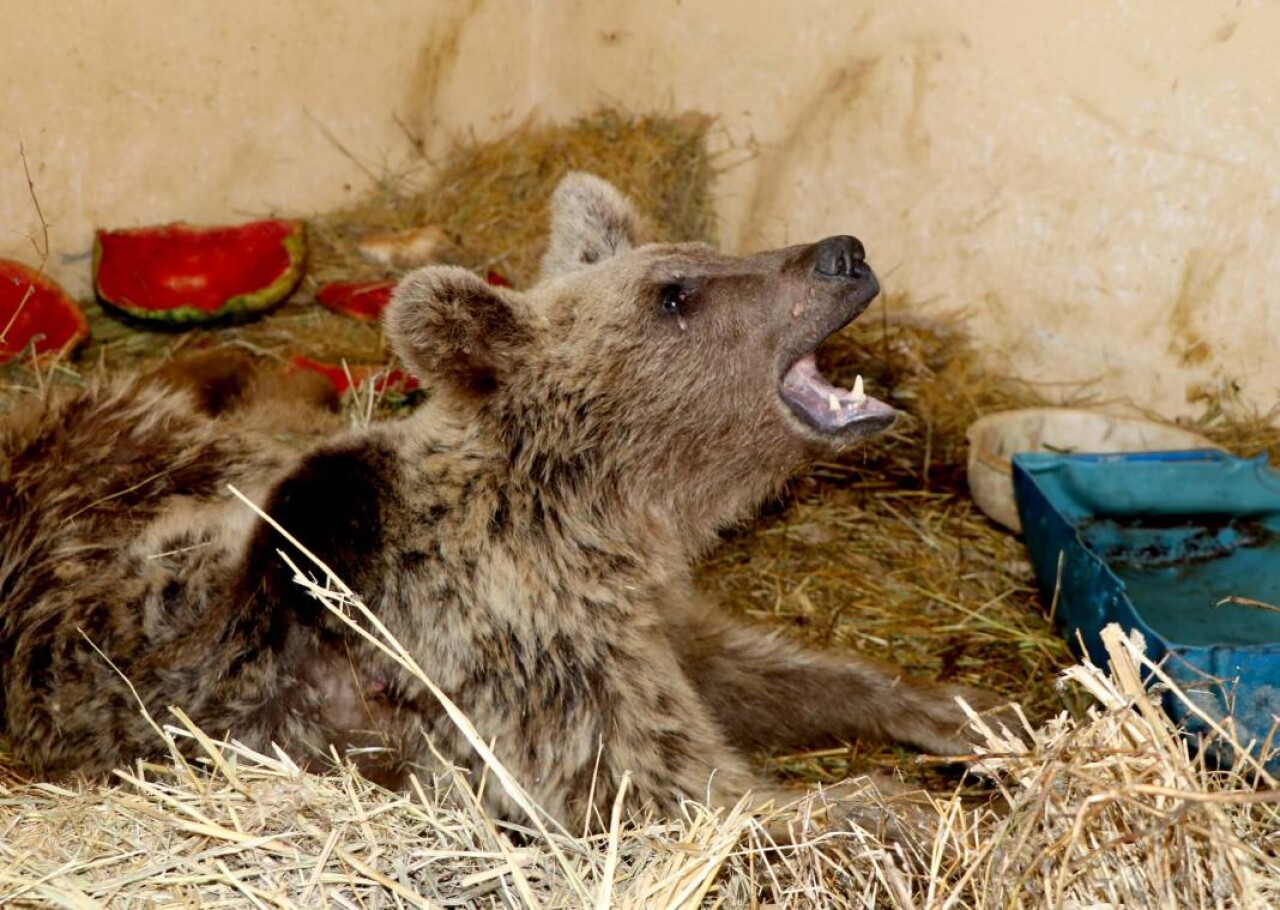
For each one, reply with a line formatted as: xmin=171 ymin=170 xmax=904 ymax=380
xmin=0 ymin=175 xmax=997 ymax=826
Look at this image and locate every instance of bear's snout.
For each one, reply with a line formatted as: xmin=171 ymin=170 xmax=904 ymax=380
xmin=813 ymin=235 xmax=869 ymax=281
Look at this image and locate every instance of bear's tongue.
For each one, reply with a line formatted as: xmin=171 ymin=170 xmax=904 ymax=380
xmin=780 ymin=353 xmax=894 ymax=432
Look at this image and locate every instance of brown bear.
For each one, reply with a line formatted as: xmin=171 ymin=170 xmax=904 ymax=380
xmin=0 ymin=173 xmax=1001 ymax=827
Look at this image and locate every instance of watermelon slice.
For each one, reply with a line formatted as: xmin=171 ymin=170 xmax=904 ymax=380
xmin=316 ymin=280 xmax=396 ymax=322
xmin=317 ymin=271 xmax=511 ymax=323
xmin=94 ymin=219 xmax=306 ymax=326
xmin=286 ymin=355 xmax=419 ymax=396
xmin=0 ymin=259 xmax=89 ymax=363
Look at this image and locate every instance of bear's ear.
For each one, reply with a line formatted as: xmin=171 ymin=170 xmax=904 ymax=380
xmin=537 ymin=172 xmax=643 ymax=282
xmin=386 ymin=266 xmax=533 ymax=397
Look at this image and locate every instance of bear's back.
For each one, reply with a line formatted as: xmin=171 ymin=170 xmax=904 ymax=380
xmin=0 ymin=378 xmax=305 ymax=774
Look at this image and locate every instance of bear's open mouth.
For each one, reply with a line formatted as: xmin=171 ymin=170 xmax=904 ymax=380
xmin=780 ymin=351 xmax=896 ymax=436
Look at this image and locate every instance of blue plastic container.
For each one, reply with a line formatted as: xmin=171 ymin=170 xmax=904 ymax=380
xmin=1012 ymin=449 xmax=1280 ymax=771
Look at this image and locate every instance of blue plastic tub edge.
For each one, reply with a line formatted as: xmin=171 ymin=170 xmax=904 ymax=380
xmin=1012 ymin=449 xmax=1280 ymax=771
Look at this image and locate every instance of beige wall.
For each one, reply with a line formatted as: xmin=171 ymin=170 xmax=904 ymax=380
xmin=4 ymin=1 xmax=1277 ymax=418
xmin=1 ymin=0 xmax=532 ymax=291
xmin=534 ymin=0 xmax=1280 ymax=418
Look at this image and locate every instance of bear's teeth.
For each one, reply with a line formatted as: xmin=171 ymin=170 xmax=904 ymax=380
xmin=852 ymin=374 xmax=866 ymax=402
xmin=827 ymin=392 xmax=841 ymax=413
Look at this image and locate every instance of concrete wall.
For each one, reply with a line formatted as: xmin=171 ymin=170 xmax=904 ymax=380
xmin=0 ymin=0 xmax=533 ymax=290
xmin=4 ymin=1 xmax=1277 ymax=418
xmin=534 ymin=0 xmax=1280 ymax=418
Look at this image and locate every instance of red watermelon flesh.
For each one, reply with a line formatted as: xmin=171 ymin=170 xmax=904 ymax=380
xmin=287 ymin=355 xmax=419 ymax=396
xmin=94 ymin=219 xmax=305 ymax=325
xmin=0 ymin=259 xmax=89 ymax=363
xmin=317 ymin=271 xmax=511 ymax=324
xmin=316 ymin=280 xmax=397 ymax=322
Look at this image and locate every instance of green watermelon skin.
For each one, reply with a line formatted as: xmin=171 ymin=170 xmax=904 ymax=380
xmin=93 ymin=220 xmax=306 ymax=327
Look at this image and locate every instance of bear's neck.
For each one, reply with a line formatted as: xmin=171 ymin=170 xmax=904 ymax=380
xmin=396 ymin=401 xmax=702 ymax=568
xmin=399 ymin=394 xmax=786 ymax=567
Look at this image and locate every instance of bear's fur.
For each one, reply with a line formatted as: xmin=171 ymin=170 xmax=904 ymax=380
xmin=0 ymin=174 xmax=1001 ymax=826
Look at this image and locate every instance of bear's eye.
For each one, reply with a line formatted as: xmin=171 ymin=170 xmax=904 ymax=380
xmin=659 ymin=283 xmax=691 ymax=317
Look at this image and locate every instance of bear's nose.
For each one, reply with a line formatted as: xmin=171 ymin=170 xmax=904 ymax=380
xmin=813 ymin=235 xmax=867 ymax=280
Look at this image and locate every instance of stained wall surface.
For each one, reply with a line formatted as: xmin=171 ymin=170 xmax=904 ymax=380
xmin=0 ymin=0 xmax=533 ymax=291
xmin=533 ymin=0 xmax=1280 ymax=418
xmin=4 ymin=1 xmax=1276 ymax=418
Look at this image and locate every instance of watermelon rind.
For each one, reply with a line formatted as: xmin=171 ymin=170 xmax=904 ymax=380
xmin=0 ymin=259 xmax=90 ymax=363
xmin=93 ymin=220 xmax=307 ymax=328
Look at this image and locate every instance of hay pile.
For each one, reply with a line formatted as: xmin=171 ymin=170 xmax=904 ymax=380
xmin=0 ymin=109 xmax=716 ymax=389
xmin=3 ymin=609 xmax=1277 ymax=907
xmin=307 ymin=108 xmax=717 ymax=289
xmin=3 ymin=108 xmax=1280 ymax=906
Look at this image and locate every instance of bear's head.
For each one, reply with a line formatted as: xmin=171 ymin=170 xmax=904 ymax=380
xmin=387 ymin=173 xmax=894 ymax=544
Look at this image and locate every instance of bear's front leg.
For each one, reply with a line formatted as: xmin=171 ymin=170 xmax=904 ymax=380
xmin=424 ymin=627 xmax=767 ymax=830
xmin=665 ymin=598 xmax=1013 ymax=758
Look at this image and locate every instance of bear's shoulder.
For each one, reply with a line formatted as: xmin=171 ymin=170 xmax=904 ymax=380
xmin=237 ymin=433 xmax=403 ymax=625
